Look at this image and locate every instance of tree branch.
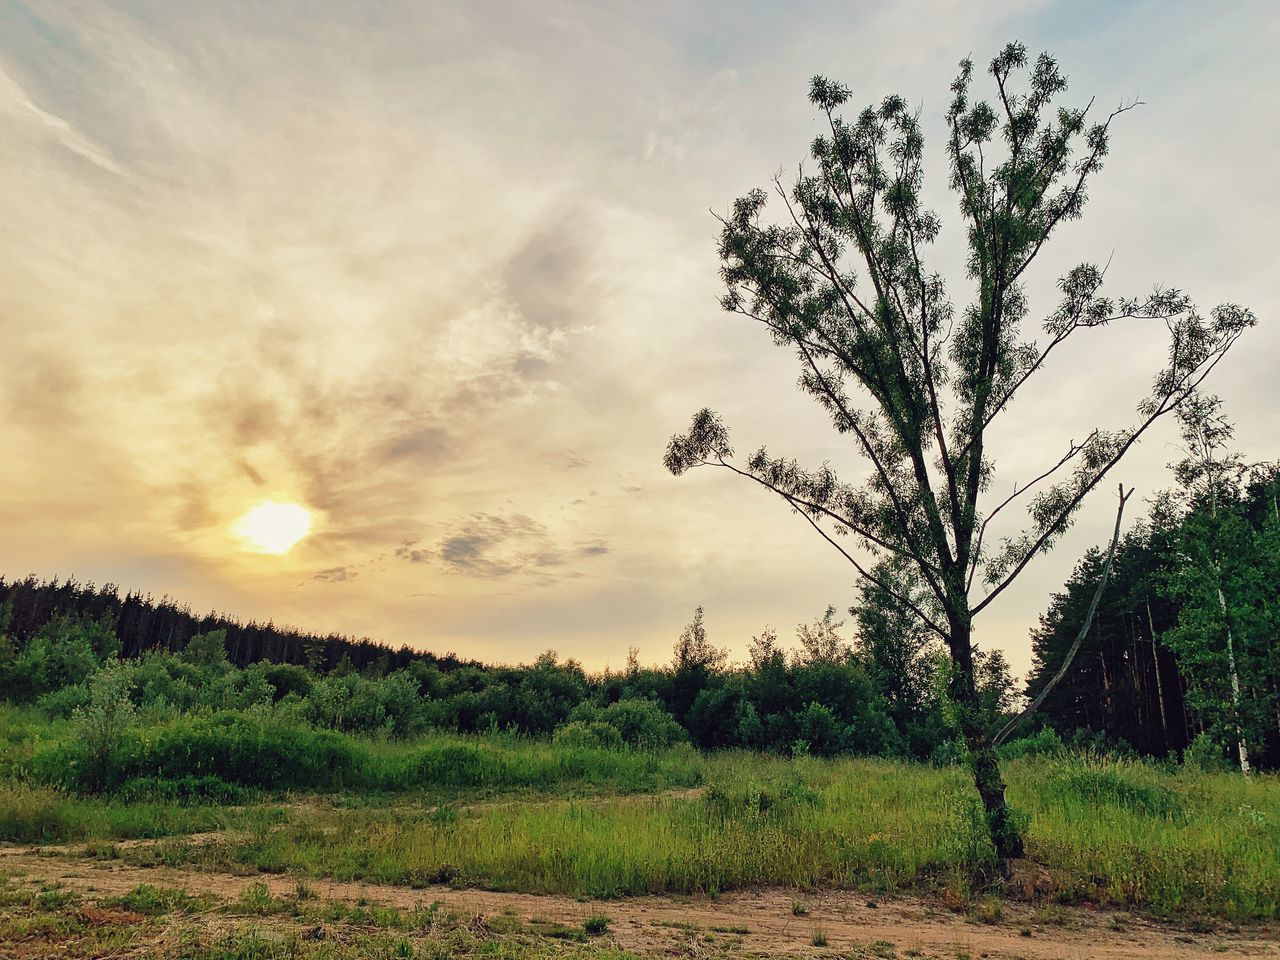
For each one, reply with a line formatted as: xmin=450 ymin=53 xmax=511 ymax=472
xmin=993 ymin=483 xmax=1131 ymax=745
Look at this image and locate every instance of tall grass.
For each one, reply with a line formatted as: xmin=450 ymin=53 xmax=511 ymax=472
xmin=1009 ymin=754 xmax=1280 ymax=918
xmin=0 ymin=783 xmax=276 ymax=843
xmin=144 ymin=751 xmax=1280 ymax=918
xmin=2 ymin=708 xmax=1277 ymax=919
xmin=25 ymin=711 xmax=703 ymax=798
xmin=211 ymin=754 xmax=983 ymax=898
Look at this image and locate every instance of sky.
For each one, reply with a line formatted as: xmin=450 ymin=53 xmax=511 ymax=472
xmin=1 ymin=0 xmax=1277 ymax=678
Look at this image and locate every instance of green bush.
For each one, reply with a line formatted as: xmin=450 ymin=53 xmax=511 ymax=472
xmin=1183 ymin=731 xmax=1233 ymax=773
xmin=73 ymin=659 xmax=138 ymax=790
xmin=307 ymin=671 xmax=424 ymax=737
xmin=999 ymin=727 xmax=1066 ymax=762
xmin=568 ymin=698 xmax=687 ymax=750
xmin=553 ymin=720 xmax=624 ymax=751
xmin=34 ymin=683 xmax=90 ymax=718
xmin=33 ymin=712 xmax=363 ymax=793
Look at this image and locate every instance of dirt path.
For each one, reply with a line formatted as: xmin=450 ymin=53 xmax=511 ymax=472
xmin=3 ymin=844 xmax=1277 ymax=959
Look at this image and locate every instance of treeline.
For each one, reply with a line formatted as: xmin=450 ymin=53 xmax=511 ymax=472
xmin=1030 ymin=454 xmax=1279 ymax=770
xmin=0 ymin=576 xmax=477 ymax=674
xmin=1 ymin=595 xmax=1016 ymax=764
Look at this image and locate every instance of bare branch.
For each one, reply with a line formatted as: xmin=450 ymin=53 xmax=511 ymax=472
xmin=993 ymin=483 xmax=1132 ymax=745
xmin=967 ymin=431 xmax=1097 ymax=591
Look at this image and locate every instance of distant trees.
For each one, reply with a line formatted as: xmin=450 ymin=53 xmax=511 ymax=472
xmin=1027 ymin=418 xmax=1280 ymax=770
xmin=0 ymin=575 xmax=479 ymax=675
xmin=665 ymin=42 xmax=1253 ymax=857
xmin=3 ymin=593 xmax=1019 ymax=765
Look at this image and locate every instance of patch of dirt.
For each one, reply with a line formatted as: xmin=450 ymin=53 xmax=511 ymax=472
xmin=1004 ymin=856 xmax=1063 ymax=900
xmin=75 ymin=905 xmax=148 ymax=925
xmin=2 ymin=844 xmax=1277 ymax=959
xmin=0 ymin=830 xmax=231 ymax=859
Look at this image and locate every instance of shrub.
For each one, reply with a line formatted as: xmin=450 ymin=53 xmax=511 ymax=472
xmin=307 ymin=671 xmax=424 ymax=737
xmin=2 ymin=624 xmax=99 ymax=702
xmin=33 ymin=712 xmax=363 ymax=793
xmin=35 ymin=683 xmax=90 ymax=718
xmin=553 ymin=720 xmax=624 ymax=751
xmin=1183 ymin=732 xmax=1232 ymax=774
xmin=796 ymin=701 xmax=845 ymax=757
xmin=591 ymin=699 xmax=687 ymax=749
xmin=73 ymin=660 xmax=138 ymax=790
xmin=999 ymin=727 xmax=1065 ymax=762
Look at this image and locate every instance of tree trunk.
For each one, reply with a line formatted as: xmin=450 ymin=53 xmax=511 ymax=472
xmin=969 ymin=740 xmax=1024 ymax=860
xmin=1216 ymin=582 xmax=1252 ymax=775
xmin=949 ymin=619 xmax=1024 ymax=860
xmin=1145 ymin=600 xmax=1169 ymax=749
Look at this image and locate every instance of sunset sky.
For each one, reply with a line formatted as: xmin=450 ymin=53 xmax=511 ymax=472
xmin=2 ymin=0 xmax=1276 ymax=676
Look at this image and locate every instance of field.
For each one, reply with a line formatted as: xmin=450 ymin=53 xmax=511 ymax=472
xmin=2 ymin=706 xmax=1280 ymax=958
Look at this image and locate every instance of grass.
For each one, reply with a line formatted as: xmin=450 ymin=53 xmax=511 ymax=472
xmin=151 ymin=755 xmax=982 ymax=898
xmin=583 ymin=913 xmax=611 ymax=935
xmin=0 ymin=879 xmax=655 ymax=959
xmin=1008 ymin=754 xmax=1280 ymax=918
xmin=2 ymin=708 xmax=1278 ymax=920
xmin=5 ymin=704 xmax=702 ymax=802
xmin=0 ymin=781 xmax=284 ymax=843
xmin=152 ymin=751 xmax=1280 ymax=918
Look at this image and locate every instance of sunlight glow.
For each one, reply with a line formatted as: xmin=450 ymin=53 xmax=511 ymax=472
xmin=231 ymin=500 xmax=314 ymax=555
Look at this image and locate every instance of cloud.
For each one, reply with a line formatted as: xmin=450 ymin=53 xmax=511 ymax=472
xmin=396 ymin=514 xmax=609 ymax=582
xmin=0 ymin=65 xmax=127 ymax=177
xmin=395 ymin=541 xmax=431 ymax=564
xmin=313 ymin=566 xmax=358 ymax=583
xmin=0 ymin=0 xmax=1275 ymax=677
xmin=436 ymin=513 xmax=559 ymax=579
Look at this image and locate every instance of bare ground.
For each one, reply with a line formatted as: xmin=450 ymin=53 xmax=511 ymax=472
xmin=3 ymin=843 xmax=1278 ymax=959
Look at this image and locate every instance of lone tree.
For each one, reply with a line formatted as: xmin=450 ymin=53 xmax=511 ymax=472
xmin=664 ymin=43 xmax=1253 ymax=859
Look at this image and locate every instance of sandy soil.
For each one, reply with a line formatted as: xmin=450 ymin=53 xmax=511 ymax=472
xmin=2 ymin=843 xmax=1278 ymax=959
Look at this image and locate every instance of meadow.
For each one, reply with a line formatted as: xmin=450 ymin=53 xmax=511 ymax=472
xmin=3 ymin=704 xmax=1278 ymax=925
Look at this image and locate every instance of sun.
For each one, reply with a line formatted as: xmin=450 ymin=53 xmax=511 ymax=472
xmin=231 ymin=500 xmax=314 ymax=555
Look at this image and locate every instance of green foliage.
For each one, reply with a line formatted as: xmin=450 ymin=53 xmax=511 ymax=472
xmin=998 ymin=727 xmax=1065 ymax=762
xmin=33 ymin=712 xmax=365 ymax=793
xmin=306 ymin=670 xmax=425 ymax=737
xmin=0 ymin=616 xmax=103 ymax=702
xmin=182 ymin=630 xmax=231 ymax=669
xmin=553 ymin=721 xmax=624 ymax=751
xmin=72 ymin=659 xmax=137 ymax=790
xmin=567 ymin=699 xmax=688 ymax=750
xmin=1183 ymin=732 xmax=1232 ymax=774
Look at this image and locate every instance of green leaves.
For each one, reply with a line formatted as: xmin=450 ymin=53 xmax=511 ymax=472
xmin=663 ymin=408 xmax=732 ymax=475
